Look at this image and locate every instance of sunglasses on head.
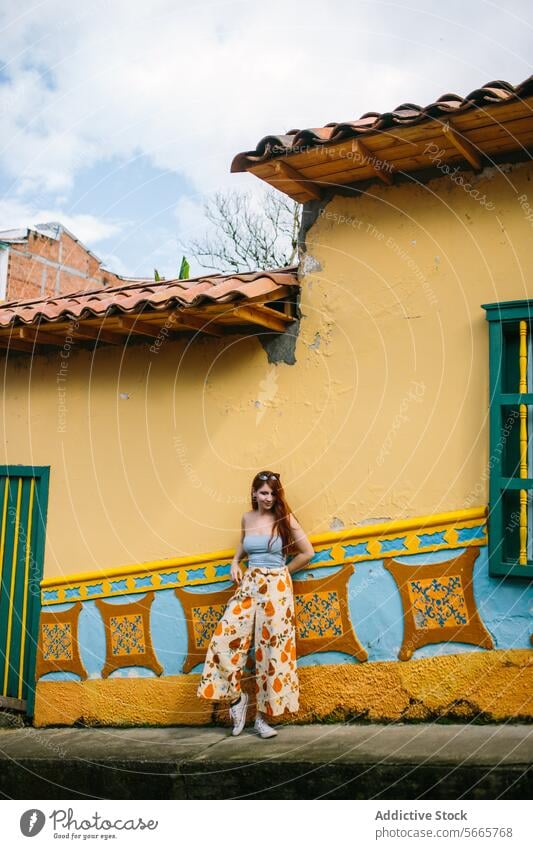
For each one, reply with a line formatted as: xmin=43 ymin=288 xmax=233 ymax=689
xmin=257 ymin=473 xmax=279 ymax=481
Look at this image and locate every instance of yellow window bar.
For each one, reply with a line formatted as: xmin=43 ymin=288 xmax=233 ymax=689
xmin=519 ymin=320 xmax=528 ymax=565
xmin=3 ymin=477 xmax=22 ymax=694
xmin=0 ymin=478 xmax=9 ymax=606
xmin=18 ymin=478 xmax=35 ymax=699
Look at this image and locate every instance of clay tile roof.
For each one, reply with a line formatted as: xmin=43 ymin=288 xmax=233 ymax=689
xmin=231 ymin=75 xmax=533 ymax=172
xmin=0 ymin=268 xmax=299 ymax=328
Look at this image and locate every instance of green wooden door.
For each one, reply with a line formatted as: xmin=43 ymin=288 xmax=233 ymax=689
xmin=0 ymin=466 xmax=50 ymax=715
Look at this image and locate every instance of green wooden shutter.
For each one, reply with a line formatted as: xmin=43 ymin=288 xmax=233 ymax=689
xmin=0 ymin=466 xmax=50 ymax=714
xmin=483 ymin=300 xmax=533 ymax=578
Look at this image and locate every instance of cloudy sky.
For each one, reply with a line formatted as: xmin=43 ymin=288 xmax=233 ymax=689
xmin=0 ymin=0 xmax=531 ymax=278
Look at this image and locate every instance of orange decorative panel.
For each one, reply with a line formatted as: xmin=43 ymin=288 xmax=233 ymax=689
xmin=95 ymin=592 xmax=163 ymax=678
xmin=36 ymin=601 xmax=87 ymax=680
xmin=175 ymin=586 xmax=236 ymax=673
xmin=293 ymin=564 xmax=367 ymax=662
xmin=383 ymin=547 xmax=494 ymax=660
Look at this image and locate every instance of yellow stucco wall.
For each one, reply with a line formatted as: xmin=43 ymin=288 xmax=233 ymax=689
xmin=33 ymin=650 xmax=533 ymax=726
xmin=300 ymin=160 xmax=533 ymax=524
xmin=2 ymin=161 xmax=532 ymax=579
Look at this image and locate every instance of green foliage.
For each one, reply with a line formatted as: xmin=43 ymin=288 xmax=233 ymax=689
xmin=154 ymin=258 xmax=188 ymax=282
xmin=179 ymin=256 xmax=189 ymax=280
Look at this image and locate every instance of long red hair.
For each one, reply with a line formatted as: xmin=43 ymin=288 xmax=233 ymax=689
xmin=250 ymin=471 xmax=297 ymax=555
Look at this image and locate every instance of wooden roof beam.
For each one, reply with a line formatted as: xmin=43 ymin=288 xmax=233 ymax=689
xmin=121 ymin=311 xmax=224 ymax=337
xmin=351 ymin=139 xmax=394 ymax=185
xmin=442 ymin=121 xmax=482 ymax=171
xmin=117 ymin=316 xmax=167 ymax=338
xmin=272 ymin=160 xmax=322 ymax=201
xmin=228 ymin=304 xmax=294 ymax=332
xmin=197 ymin=288 xmax=296 ymax=313
xmin=19 ymin=327 xmax=66 ymax=347
xmin=72 ymin=323 xmax=126 ymax=345
xmin=0 ymin=333 xmax=39 ymax=353
xmin=174 ymin=313 xmax=225 ymax=336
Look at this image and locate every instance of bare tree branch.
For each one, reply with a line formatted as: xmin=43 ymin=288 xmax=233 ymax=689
xmin=180 ymin=189 xmax=301 ymax=273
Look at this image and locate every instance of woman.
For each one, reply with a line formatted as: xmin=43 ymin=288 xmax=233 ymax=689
xmin=197 ymin=471 xmax=314 ymax=738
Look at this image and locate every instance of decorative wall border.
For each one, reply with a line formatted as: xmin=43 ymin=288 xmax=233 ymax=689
xmin=41 ymin=507 xmax=487 ymax=606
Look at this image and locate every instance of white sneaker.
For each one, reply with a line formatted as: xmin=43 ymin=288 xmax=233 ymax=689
xmin=254 ymin=715 xmax=278 ymax=738
xmin=229 ymin=693 xmax=249 ymax=736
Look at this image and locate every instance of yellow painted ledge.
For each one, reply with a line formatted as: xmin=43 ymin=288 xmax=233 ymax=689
xmin=33 ymin=649 xmax=532 ymax=727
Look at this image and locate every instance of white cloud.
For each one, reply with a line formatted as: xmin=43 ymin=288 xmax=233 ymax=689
xmin=92 ymin=252 xmax=129 ymax=276
xmin=0 ymin=0 xmax=531 ymax=201
xmin=0 ymin=198 xmax=123 ymax=244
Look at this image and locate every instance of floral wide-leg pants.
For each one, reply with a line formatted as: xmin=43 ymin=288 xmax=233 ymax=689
xmin=197 ymin=565 xmax=299 ymax=716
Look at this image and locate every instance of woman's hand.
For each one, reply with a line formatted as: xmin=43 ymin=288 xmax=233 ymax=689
xmin=230 ymin=562 xmax=243 ymax=584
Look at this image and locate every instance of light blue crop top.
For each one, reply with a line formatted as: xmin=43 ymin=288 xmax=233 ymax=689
xmin=243 ymin=533 xmax=286 ymax=569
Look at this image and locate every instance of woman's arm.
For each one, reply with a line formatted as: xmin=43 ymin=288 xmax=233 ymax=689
xmin=286 ymin=514 xmax=314 ymax=575
xmin=230 ymin=514 xmax=247 ymax=584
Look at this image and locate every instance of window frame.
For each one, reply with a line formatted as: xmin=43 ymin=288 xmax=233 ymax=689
xmin=483 ymin=299 xmax=533 ymax=579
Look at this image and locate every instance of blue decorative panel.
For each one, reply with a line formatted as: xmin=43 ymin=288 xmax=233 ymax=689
xmin=64 ymin=587 xmax=81 ymax=599
xmin=380 ymin=536 xmax=408 ymax=553
xmin=214 ymin=564 xmax=231 ymax=577
xmin=456 ymin=525 xmax=486 ymax=542
xmin=134 ymin=575 xmax=153 ymax=588
xmin=43 ymin=590 xmax=59 ymax=602
xmin=417 ymin=531 xmax=447 ymax=546
xmin=293 ymin=565 xmax=341 ymax=580
xmin=309 ymin=547 xmax=334 ymax=564
xmin=86 ymin=583 xmax=104 ymax=596
xmin=343 ymin=542 xmax=370 ymax=558
xmin=110 ymin=579 xmax=128 ymax=592
xmin=159 ymin=572 xmax=179 ymax=585
xmin=297 ymin=651 xmax=359 ymax=667
xmin=185 ymin=567 xmax=207 ymax=580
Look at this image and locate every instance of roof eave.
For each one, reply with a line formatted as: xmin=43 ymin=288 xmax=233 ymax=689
xmin=0 ymin=269 xmax=300 ymax=354
xmin=234 ymin=94 xmax=533 ymax=202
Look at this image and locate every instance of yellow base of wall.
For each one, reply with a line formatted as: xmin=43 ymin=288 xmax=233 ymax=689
xmin=33 ymin=649 xmax=533 ymax=727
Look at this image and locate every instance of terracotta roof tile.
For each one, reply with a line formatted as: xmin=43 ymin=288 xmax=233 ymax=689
xmin=0 ymin=268 xmax=299 ymax=328
xmin=231 ymin=76 xmax=533 ymax=172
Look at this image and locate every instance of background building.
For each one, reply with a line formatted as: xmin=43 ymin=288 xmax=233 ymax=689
xmin=0 ymin=222 xmax=149 ymax=303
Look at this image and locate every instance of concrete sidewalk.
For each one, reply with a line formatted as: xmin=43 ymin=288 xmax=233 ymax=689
xmin=0 ymin=723 xmax=531 ymax=800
